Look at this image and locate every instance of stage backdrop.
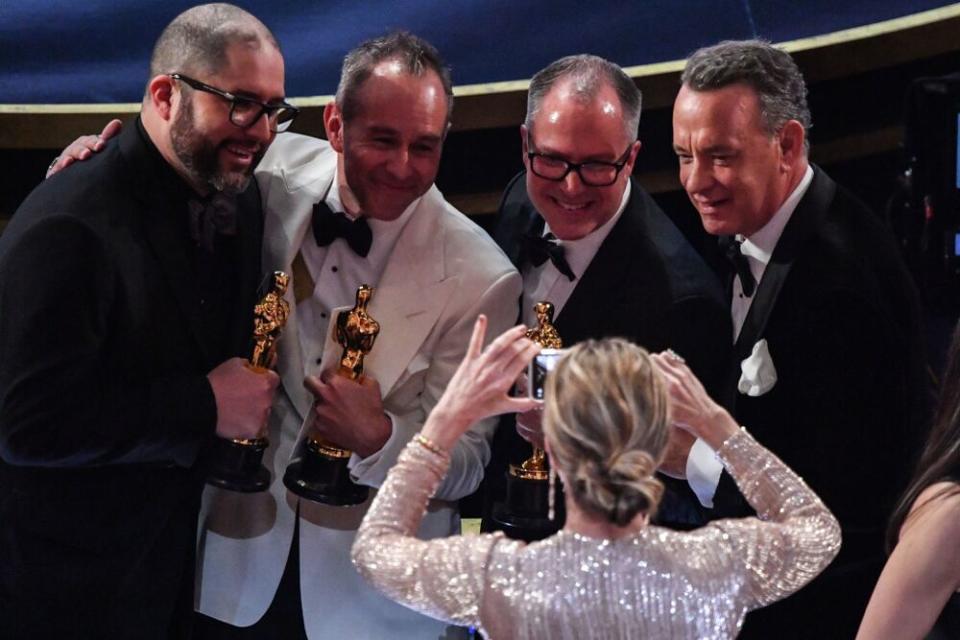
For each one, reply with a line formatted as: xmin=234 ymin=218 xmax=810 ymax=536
xmin=1 ymin=0 xmax=955 ymax=104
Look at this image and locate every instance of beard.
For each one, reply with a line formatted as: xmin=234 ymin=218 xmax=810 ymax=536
xmin=170 ymin=95 xmax=264 ymax=196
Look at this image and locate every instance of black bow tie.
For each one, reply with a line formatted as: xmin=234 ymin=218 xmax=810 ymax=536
xmin=187 ymin=192 xmax=238 ymax=252
xmin=720 ymin=236 xmax=756 ymax=297
xmin=312 ymin=201 xmax=372 ymax=258
xmin=522 ymin=232 xmax=576 ymax=281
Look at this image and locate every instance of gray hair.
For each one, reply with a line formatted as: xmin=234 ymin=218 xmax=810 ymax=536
xmin=335 ymin=31 xmax=454 ymax=122
xmin=681 ymin=40 xmax=811 ymax=146
xmin=525 ymin=54 xmax=642 ymax=142
xmin=149 ymin=3 xmax=279 ymax=81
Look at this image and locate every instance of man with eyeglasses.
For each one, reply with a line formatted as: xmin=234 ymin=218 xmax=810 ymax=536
xmin=482 ymin=54 xmax=731 ymax=535
xmin=45 ymin=29 xmax=519 ymax=640
xmin=0 ymin=5 xmax=282 ymax=637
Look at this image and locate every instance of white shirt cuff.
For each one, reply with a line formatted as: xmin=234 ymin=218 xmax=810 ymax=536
xmin=347 ymin=411 xmax=397 ymax=482
xmin=686 ymin=437 xmax=725 ymax=508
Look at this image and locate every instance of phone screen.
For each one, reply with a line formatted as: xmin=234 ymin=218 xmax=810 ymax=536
xmin=528 ymin=348 xmax=567 ymax=400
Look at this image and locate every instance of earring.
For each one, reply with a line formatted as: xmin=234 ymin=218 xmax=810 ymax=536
xmin=548 ymin=465 xmax=556 ymax=521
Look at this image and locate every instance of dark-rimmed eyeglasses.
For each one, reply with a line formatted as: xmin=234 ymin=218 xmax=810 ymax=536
xmin=527 ymin=135 xmax=633 ymax=187
xmin=169 ymin=73 xmax=299 ymax=133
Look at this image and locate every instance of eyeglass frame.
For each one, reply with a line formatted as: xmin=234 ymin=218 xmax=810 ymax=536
xmin=526 ymin=133 xmax=635 ymax=187
xmin=168 ymin=73 xmax=299 ymax=132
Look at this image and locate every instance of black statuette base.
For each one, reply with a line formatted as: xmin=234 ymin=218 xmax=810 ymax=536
xmin=490 ymin=472 xmax=558 ymax=542
xmin=283 ymin=449 xmax=369 ymax=506
xmin=206 ymin=437 xmax=271 ymax=493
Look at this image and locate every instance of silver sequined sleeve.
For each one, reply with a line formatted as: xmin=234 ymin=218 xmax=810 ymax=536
xmin=713 ymin=428 xmax=842 ymax=610
xmin=352 ymin=438 xmax=515 ymax=628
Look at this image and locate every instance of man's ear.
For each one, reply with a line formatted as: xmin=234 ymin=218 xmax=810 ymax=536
xmin=520 ymin=125 xmax=529 ymax=168
xmin=146 ymin=75 xmax=177 ymax=121
xmin=624 ymin=139 xmax=642 ymax=173
xmin=324 ymin=101 xmax=345 ymax=153
xmin=778 ymin=120 xmax=805 ymax=170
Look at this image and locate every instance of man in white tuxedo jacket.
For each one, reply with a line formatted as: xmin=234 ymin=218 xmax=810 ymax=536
xmin=194 ymin=33 xmax=521 ymax=639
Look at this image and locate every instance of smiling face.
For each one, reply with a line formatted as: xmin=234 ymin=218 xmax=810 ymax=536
xmin=169 ymin=40 xmax=285 ymax=195
xmin=672 ymin=82 xmax=802 ymax=237
xmin=324 ymin=60 xmax=449 ymax=220
xmin=523 ymin=80 xmax=640 ymax=241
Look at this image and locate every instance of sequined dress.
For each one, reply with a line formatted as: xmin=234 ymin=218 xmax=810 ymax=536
xmin=352 ymin=429 xmax=840 ymax=639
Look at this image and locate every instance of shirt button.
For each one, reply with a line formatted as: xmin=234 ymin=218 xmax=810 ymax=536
xmin=331 ymin=266 xmax=338 ymax=273
xmin=315 ymin=357 xmax=322 ymax=365
xmin=320 ymin=312 xmax=327 ymax=319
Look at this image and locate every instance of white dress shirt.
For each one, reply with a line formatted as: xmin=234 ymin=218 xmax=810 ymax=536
xmin=521 ymin=181 xmax=631 ymax=324
xmin=297 ymin=179 xmax=418 ymax=378
xmin=686 ymin=166 xmax=814 ymax=508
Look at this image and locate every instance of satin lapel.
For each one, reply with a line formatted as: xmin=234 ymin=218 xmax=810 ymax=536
xmin=118 ymin=125 xmax=211 ymax=364
xmin=555 ymin=197 xmax=644 ymax=343
xmin=506 ymin=207 xmax=544 ymax=267
xmin=734 ymin=167 xmax=836 ymax=360
xmin=262 ymin=151 xmax=336 ymax=419
xmin=362 ymin=190 xmax=456 ymax=397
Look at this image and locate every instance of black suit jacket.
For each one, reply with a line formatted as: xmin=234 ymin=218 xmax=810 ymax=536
xmin=481 ymin=172 xmax=731 ymax=530
xmin=0 ymin=121 xmax=263 ymax=638
xmin=720 ymin=167 xmax=929 ymax=638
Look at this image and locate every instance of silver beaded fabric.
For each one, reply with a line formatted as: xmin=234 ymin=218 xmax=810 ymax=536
xmin=352 ymin=429 xmax=840 ymax=640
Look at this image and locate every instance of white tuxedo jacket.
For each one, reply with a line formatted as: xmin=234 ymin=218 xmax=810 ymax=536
xmin=195 ymin=134 xmax=521 ymax=638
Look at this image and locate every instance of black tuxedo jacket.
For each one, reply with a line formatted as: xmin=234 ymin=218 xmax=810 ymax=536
xmin=720 ymin=167 xmax=929 ymax=638
xmin=0 ymin=121 xmax=263 ymax=638
xmin=481 ymin=172 xmax=731 ymax=530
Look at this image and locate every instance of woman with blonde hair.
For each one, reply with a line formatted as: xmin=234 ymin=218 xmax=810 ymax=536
xmin=352 ymin=317 xmax=840 ymax=639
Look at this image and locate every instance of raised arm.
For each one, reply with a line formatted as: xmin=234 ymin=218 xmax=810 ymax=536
xmin=652 ymin=352 xmax=841 ymax=609
xmin=352 ymin=317 xmax=538 ymax=623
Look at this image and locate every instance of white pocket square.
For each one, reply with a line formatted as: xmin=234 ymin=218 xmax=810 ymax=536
xmin=738 ymin=338 xmax=777 ymax=397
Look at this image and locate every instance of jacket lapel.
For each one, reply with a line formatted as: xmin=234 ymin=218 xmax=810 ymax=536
xmin=227 ymin=180 xmax=267 ymax=356
xmin=734 ymin=166 xmax=836 ymax=360
xmin=361 ymin=187 xmax=457 ymax=397
xmin=555 ymin=189 xmax=647 ymax=343
xmin=119 ymin=123 xmax=211 ymax=365
xmin=260 ymin=148 xmax=337 ymax=418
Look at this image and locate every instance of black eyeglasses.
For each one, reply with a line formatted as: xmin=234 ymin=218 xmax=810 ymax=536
xmin=169 ymin=73 xmax=299 ymax=133
xmin=527 ymin=135 xmax=633 ymax=187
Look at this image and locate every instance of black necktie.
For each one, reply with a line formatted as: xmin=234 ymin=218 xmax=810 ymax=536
xmin=522 ymin=232 xmax=576 ymax=281
xmin=720 ymin=236 xmax=756 ymax=297
xmin=187 ymin=192 xmax=238 ymax=252
xmin=312 ymin=201 xmax=372 ymax=258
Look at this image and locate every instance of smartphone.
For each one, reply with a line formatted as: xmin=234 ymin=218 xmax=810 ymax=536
xmin=528 ymin=348 xmax=567 ymax=400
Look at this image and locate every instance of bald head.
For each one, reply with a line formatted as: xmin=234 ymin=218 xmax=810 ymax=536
xmin=149 ymin=3 xmax=279 ymax=82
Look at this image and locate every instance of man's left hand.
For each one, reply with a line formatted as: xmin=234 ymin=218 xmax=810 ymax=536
xmin=304 ymin=370 xmax=391 ymax=458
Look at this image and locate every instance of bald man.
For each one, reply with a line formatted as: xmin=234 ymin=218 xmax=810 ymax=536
xmin=0 ymin=4 xmax=289 ymax=636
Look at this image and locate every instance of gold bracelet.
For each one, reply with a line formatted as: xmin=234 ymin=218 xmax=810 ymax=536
xmin=414 ymin=433 xmax=445 ymax=456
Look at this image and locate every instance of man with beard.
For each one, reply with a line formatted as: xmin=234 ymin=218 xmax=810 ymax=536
xmin=49 ymin=32 xmax=520 ymax=639
xmin=0 ymin=4 xmax=285 ymax=637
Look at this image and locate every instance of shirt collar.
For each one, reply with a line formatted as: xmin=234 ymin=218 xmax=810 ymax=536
xmin=543 ymin=180 xmax=631 ymax=275
xmin=326 ymin=176 xmax=419 ymax=242
xmin=739 ymin=165 xmax=814 ymax=268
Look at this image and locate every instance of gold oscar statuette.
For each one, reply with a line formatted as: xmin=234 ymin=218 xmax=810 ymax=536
xmin=491 ymin=300 xmax=563 ymax=541
xmin=514 ymin=301 xmax=563 ymax=481
xmin=283 ymin=284 xmax=379 ymax=506
xmin=207 ymin=271 xmax=290 ymax=493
